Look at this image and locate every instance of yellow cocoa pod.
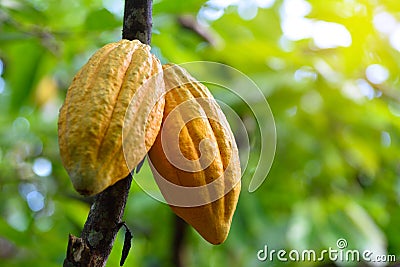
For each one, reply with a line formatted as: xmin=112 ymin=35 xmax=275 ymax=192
xmin=58 ymin=39 xmax=164 ymax=196
xmin=148 ymin=64 xmax=241 ymax=245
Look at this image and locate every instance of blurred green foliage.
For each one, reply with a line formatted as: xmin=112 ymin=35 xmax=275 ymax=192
xmin=0 ymin=0 xmax=399 ymax=266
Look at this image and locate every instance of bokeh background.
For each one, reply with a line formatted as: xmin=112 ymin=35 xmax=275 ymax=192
xmin=1 ymin=0 xmax=400 ymax=266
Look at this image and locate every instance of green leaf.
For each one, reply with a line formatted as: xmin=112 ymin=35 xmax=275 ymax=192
xmin=2 ymin=40 xmax=45 ymax=113
xmin=85 ymin=8 xmax=121 ymax=31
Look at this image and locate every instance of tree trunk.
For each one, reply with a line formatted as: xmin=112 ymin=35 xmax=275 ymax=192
xmin=63 ymin=0 xmax=153 ymax=266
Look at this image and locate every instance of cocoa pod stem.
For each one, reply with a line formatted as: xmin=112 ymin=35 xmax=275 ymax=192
xmin=123 ymin=0 xmax=153 ymax=44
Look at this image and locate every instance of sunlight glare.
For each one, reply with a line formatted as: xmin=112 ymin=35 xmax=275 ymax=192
xmin=312 ymin=21 xmax=352 ymax=49
xmin=0 ymin=59 xmax=3 ymax=76
xmin=356 ymin=79 xmax=375 ymax=100
xmin=26 ymin=191 xmax=45 ymax=212
xmin=19 ymin=183 xmax=37 ymax=198
xmin=281 ymin=0 xmax=311 ymax=17
xmin=389 ymin=26 xmax=400 ymax=52
xmin=342 ymin=81 xmax=364 ymax=102
xmin=281 ymin=17 xmax=312 ymax=40
xmin=208 ymin=0 xmax=237 ymax=9
xmin=381 ymin=131 xmax=391 ymax=147
xmin=255 ymin=0 xmax=275 ymax=8
xmin=371 ymin=11 xmax=400 ymax=52
xmin=0 ymin=78 xmax=5 ymax=94
xmin=280 ymin=0 xmax=352 ymax=48
xmin=33 ymin=157 xmax=52 ymax=177
xmin=373 ymin=12 xmax=397 ymax=34
xmin=198 ymin=0 xmax=275 ymax=24
xmin=294 ymin=66 xmax=317 ymax=82
xmin=238 ymin=1 xmax=258 ymax=20
xmin=366 ymin=64 xmax=389 ymax=84
xmin=198 ymin=5 xmax=225 ymax=23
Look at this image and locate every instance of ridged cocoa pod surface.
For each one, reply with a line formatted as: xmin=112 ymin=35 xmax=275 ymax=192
xmin=58 ymin=39 xmax=164 ymax=196
xmin=148 ymin=64 xmax=241 ymax=245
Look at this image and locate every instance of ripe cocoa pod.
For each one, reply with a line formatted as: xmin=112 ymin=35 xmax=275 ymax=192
xmin=58 ymin=39 xmax=164 ymax=196
xmin=148 ymin=64 xmax=241 ymax=244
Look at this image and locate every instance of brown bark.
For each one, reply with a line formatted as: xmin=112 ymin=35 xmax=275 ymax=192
xmin=63 ymin=176 xmax=133 ymax=267
xmin=123 ymin=0 xmax=153 ymax=44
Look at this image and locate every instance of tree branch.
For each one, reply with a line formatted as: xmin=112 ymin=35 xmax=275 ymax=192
xmin=123 ymin=0 xmax=153 ymax=44
xmin=63 ymin=0 xmax=153 ymax=266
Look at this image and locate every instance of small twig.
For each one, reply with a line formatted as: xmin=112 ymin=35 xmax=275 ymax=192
xmin=0 ymin=9 xmax=60 ymax=55
xmin=118 ymin=222 xmax=133 ymax=266
xmin=178 ymin=15 xmax=219 ymax=47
